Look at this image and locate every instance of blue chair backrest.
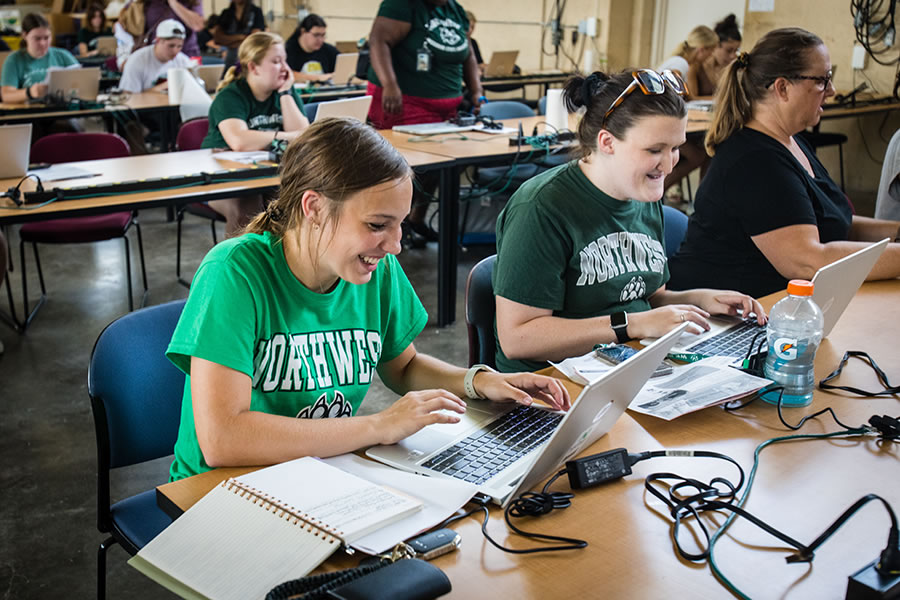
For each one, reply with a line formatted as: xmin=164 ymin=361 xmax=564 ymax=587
xmin=88 ymin=299 xmax=187 ymax=469
xmin=538 ymin=95 xmax=547 ymax=116
xmin=465 ymin=255 xmax=497 ymax=368
xmin=480 ymin=101 xmax=534 ymax=120
xmin=304 ymin=102 xmax=319 ymax=122
xmin=662 ymin=205 xmax=689 ymax=259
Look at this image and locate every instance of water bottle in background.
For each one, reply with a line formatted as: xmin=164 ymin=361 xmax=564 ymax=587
xmin=762 ymin=280 xmax=824 ymax=407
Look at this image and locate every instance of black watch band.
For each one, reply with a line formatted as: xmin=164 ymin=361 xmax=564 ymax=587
xmin=278 ymin=89 xmax=293 ymax=97
xmin=610 ymin=311 xmax=630 ymax=344
xmin=25 ymin=85 xmax=33 ymax=100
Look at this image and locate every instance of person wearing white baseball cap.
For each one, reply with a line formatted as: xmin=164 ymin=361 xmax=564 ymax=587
xmin=119 ymin=18 xmax=194 ymax=92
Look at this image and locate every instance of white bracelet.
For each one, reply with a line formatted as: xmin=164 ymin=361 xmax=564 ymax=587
xmin=464 ymin=364 xmax=495 ymax=400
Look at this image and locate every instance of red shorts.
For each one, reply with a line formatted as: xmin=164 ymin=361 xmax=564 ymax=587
xmin=367 ymin=83 xmax=463 ymax=130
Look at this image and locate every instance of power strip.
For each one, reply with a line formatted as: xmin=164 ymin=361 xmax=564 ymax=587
xmin=509 ymin=131 xmax=576 ymax=147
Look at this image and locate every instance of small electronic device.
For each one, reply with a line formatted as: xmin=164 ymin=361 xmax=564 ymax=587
xmin=595 ymin=344 xmax=673 ymax=377
xmin=565 ymin=448 xmax=632 ymax=489
xmin=406 ymin=529 xmax=461 ymax=561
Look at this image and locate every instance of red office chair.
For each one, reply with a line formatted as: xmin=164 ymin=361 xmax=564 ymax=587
xmin=174 ymin=117 xmax=227 ymax=287
xmin=18 ymin=132 xmax=148 ymax=329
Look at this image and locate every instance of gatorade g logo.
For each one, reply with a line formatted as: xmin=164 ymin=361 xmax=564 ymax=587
xmin=773 ymin=337 xmax=798 ymax=360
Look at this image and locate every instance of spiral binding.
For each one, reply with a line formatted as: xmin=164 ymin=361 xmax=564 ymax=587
xmin=222 ymin=479 xmax=340 ymax=545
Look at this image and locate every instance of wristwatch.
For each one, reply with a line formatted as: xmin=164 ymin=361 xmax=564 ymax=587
xmin=464 ymin=364 xmax=495 ymax=400
xmin=278 ymin=89 xmax=293 ymax=97
xmin=610 ymin=311 xmax=630 ymax=344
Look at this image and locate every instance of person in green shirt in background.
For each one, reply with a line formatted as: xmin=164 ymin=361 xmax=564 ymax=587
xmin=202 ymin=31 xmax=310 ymax=236
xmin=168 ymin=117 xmax=570 ymax=480
xmin=493 ymin=70 xmax=766 ymax=373
xmin=366 ymin=0 xmax=484 ymax=247
xmin=1 ymin=13 xmax=78 ymax=104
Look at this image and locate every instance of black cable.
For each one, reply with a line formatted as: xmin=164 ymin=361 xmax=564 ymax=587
xmin=819 ymin=350 xmax=900 ymax=396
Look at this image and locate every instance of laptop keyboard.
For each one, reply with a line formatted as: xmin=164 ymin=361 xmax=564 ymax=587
xmin=421 ymin=405 xmax=563 ymax=485
xmin=686 ymin=319 xmax=766 ymax=358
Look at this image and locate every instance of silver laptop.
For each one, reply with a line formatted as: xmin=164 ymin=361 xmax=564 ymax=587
xmin=194 ymin=64 xmax=224 ymax=93
xmin=660 ymin=238 xmax=890 ymax=358
xmin=312 ymin=95 xmax=372 ymax=122
xmin=330 ymin=52 xmax=358 ymax=85
xmin=367 ymin=322 xmax=690 ymax=507
xmin=0 ymin=123 xmax=32 ymax=178
xmin=484 ymin=50 xmax=519 ymax=78
xmin=48 ymin=66 xmax=100 ymax=101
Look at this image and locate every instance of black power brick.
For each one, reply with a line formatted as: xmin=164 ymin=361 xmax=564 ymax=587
xmin=846 ymin=558 xmax=900 ymax=599
xmin=565 ymin=448 xmax=633 ymax=489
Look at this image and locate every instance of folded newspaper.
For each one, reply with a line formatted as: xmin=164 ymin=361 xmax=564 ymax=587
xmin=552 ymin=352 xmax=771 ymax=421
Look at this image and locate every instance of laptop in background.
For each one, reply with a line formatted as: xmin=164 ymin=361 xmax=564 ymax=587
xmin=658 ymin=239 xmax=890 ymax=358
xmin=484 ymin=50 xmax=519 ymax=78
xmin=48 ymin=66 xmax=100 ymax=101
xmin=94 ymin=36 xmax=117 ymax=55
xmin=0 ymin=123 xmax=32 ymax=178
xmin=335 ymin=41 xmax=358 ymax=54
xmin=312 ymin=95 xmax=372 ymax=122
xmin=367 ymin=322 xmax=690 ymax=507
xmin=194 ymin=64 xmax=225 ymax=93
xmin=330 ymin=53 xmax=358 ymax=85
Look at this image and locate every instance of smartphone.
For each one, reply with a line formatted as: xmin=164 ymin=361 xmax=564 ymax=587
xmin=595 ymin=344 xmax=673 ymax=377
xmin=406 ymin=528 xmax=461 ymax=560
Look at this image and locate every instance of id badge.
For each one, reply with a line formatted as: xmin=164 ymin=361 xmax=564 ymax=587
xmin=416 ymin=46 xmax=432 ymax=72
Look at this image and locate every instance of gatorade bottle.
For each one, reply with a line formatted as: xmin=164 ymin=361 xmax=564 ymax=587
xmin=762 ymin=280 xmax=824 ymax=407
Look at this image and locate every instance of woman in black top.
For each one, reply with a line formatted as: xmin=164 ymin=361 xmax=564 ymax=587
xmin=285 ymin=14 xmax=338 ymax=83
xmin=214 ymin=0 xmax=265 ymax=70
xmin=668 ymin=28 xmax=900 ymax=298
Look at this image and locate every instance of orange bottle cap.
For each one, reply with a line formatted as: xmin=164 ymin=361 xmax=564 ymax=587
xmin=787 ymin=279 xmax=814 ymax=296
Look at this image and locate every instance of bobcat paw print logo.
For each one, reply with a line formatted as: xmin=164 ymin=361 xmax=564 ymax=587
xmin=620 ymin=276 xmax=646 ymax=302
xmin=296 ymin=391 xmax=353 ymax=419
xmin=439 ymin=27 xmax=461 ymax=46
xmin=773 ymin=338 xmax=799 ymax=360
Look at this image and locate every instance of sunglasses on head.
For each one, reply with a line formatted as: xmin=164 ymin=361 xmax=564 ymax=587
xmin=602 ymin=69 xmax=688 ymax=128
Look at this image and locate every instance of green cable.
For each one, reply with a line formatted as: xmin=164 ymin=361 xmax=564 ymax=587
xmin=706 ymin=428 xmax=869 ymax=599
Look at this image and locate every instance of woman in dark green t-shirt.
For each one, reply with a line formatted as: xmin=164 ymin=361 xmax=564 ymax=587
xmin=77 ymin=4 xmax=114 ymax=57
xmin=202 ymin=31 xmax=310 ymax=236
xmin=493 ymin=70 xmax=766 ymax=373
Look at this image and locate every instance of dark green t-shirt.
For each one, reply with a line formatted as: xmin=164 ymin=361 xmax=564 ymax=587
xmin=493 ymin=161 xmax=670 ymax=373
xmin=201 ymin=78 xmax=306 ymax=149
xmin=167 ymin=232 xmax=428 ymax=480
xmin=367 ymin=0 xmax=470 ymax=99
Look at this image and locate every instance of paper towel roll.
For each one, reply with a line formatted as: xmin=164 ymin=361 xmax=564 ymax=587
xmin=168 ymin=68 xmax=188 ymax=104
xmin=582 ymin=49 xmax=594 ymax=75
xmin=545 ymin=88 xmax=568 ymax=132
xmin=178 ymin=71 xmax=213 ymax=121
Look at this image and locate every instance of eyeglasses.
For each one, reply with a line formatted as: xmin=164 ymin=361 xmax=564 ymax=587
xmin=768 ymin=70 xmax=834 ymax=91
xmin=602 ymin=69 xmax=689 ymax=128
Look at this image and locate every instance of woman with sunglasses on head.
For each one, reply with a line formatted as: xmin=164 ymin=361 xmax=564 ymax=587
xmin=492 ymin=69 xmax=765 ymax=373
xmin=668 ymin=28 xmax=900 ymax=299
xmin=167 ymin=118 xmax=569 ymax=480
xmin=202 ymin=31 xmax=310 ymax=236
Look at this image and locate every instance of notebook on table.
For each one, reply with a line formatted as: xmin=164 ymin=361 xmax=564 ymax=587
xmin=312 ymin=95 xmax=372 ymax=122
xmin=0 ymin=123 xmax=32 ymax=179
xmin=129 ymin=456 xmax=424 ymax=600
xmin=656 ymin=238 xmax=890 ymax=359
xmin=48 ymin=66 xmax=101 ymax=101
xmin=484 ymin=50 xmax=519 ymax=78
xmin=330 ymin=52 xmax=359 ymax=85
xmin=367 ymin=322 xmax=690 ymax=507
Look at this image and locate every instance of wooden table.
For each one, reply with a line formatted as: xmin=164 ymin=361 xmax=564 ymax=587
xmin=157 ymin=281 xmax=900 ymax=599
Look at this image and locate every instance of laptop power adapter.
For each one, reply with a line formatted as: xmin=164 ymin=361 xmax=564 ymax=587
xmin=565 ymin=448 xmax=632 ymax=489
xmin=846 ymin=558 xmax=900 ymax=599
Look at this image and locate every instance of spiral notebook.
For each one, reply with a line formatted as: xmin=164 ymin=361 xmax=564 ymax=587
xmin=129 ymin=457 xmax=424 ymax=600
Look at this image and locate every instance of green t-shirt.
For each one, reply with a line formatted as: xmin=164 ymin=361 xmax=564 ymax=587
xmin=367 ymin=0 xmax=470 ymax=99
xmin=0 ymin=48 xmax=79 ymax=89
xmin=201 ymin=78 xmax=306 ymax=149
xmin=167 ymin=232 xmax=428 ymax=480
xmin=493 ymin=161 xmax=670 ymax=373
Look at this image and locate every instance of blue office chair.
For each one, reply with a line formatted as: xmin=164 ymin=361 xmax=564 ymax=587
xmin=87 ymin=299 xmax=187 ymax=600
xmin=662 ymin=205 xmax=689 ymax=259
xmin=465 ymin=255 xmax=497 ymax=368
xmin=479 ymin=100 xmax=535 ymax=120
xmin=304 ymin=102 xmax=320 ymax=122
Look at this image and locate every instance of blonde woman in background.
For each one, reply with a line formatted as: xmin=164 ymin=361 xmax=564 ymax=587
xmin=657 ymin=25 xmax=718 ymax=196
xmin=201 ymin=31 xmax=310 ymax=236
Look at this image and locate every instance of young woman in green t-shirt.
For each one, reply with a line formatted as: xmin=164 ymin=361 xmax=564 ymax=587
xmin=493 ymin=70 xmax=766 ymax=373
xmin=0 ymin=13 xmax=79 ymax=104
xmin=204 ymin=31 xmax=310 ymax=236
xmin=168 ymin=118 xmax=569 ymax=478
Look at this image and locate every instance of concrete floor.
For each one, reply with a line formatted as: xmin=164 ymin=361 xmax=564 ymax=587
xmin=0 ymin=207 xmax=493 ymax=599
